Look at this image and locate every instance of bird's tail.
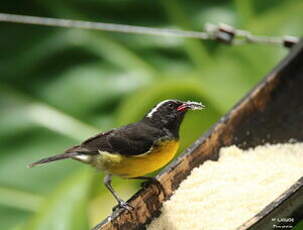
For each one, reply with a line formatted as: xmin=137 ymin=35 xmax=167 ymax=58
xmin=28 ymin=152 xmax=78 ymax=168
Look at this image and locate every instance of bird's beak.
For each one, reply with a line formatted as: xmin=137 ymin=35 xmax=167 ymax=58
xmin=177 ymin=101 xmax=205 ymax=111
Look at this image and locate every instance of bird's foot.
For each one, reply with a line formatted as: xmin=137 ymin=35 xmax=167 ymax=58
xmin=112 ymin=200 xmax=134 ymax=212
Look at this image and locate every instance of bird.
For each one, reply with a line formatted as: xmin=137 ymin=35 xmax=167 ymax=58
xmin=28 ymin=99 xmax=204 ymax=210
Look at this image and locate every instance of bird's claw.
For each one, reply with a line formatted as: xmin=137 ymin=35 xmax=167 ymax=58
xmin=112 ymin=200 xmax=134 ymax=212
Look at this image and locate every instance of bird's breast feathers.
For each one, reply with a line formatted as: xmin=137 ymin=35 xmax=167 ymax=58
xmin=91 ymin=138 xmax=180 ymax=178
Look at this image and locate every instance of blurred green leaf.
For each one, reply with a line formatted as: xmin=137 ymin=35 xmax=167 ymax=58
xmin=161 ymin=0 xmax=212 ymax=70
xmin=1 ymin=206 xmax=30 ymax=230
xmin=25 ymin=169 xmax=93 ymax=230
xmin=39 ymin=63 xmax=149 ymax=118
xmin=234 ymin=0 xmax=255 ymax=26
xmin=0 ymin=187 xmax=43 ymax=212
xmin=0 ymin=87 xmax=98 ymax=140
xmin=0 ymin=31 xmax=72 ymax=81
xmin=293 ymin=220 xmax=303 ymax=230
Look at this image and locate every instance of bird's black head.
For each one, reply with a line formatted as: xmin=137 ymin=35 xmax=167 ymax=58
xmin=144 ymin=99 xmax=205 ymax=137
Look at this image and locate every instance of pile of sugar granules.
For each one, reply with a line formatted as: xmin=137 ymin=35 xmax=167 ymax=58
xmin=147 ymin=143 xmax=303 ymax=230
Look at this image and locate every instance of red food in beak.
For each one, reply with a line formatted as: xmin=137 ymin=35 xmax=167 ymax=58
xmin=177 ymin=104 xmax=189 ymax=112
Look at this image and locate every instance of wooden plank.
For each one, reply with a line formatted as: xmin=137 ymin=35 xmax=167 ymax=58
xmin=93 ymin=40 xmax=303 ymax=230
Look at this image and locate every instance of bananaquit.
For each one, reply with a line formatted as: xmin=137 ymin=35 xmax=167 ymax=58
xmin=29 ymin=99 xmax=204 ymax=210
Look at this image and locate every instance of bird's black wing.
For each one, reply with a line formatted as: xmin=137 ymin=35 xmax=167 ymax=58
xmin=106 ymin=122 xmax=165 ymax=156
xmin=79 ymin=122 xmax=165 ymax=156
xmin=79 ymin=130 xmax=116 ymax=154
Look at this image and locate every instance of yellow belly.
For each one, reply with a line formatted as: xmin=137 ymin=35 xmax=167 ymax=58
xmin=95 ymin=140 xmax=180 ymax=178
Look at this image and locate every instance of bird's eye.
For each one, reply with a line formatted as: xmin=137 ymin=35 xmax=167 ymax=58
xmin=168 ymin=103 xmax=175 ymax=108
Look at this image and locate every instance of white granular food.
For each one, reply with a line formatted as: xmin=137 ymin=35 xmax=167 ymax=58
xmin=147 ymin=143 xmax=303 ymax=230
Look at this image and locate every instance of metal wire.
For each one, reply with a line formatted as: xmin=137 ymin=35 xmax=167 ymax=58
xmin=0 ymin=13 xmax=210 ymax=39
xmin=0 ymin=13 xmax=300 ymax=47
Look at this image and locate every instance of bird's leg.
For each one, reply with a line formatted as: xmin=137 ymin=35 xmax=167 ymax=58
xmin=103 ymin=174 xmax=134 ymax=212
xmin=130 ymin=176 xmax=166 ymax=196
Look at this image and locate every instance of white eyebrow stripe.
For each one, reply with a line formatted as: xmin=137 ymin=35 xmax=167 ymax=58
xmin=147 ymin=100 xmax=171 ymax=118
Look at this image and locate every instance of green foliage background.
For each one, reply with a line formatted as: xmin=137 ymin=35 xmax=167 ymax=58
xmin=0 ymin=0 xmax=302 ymax=229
